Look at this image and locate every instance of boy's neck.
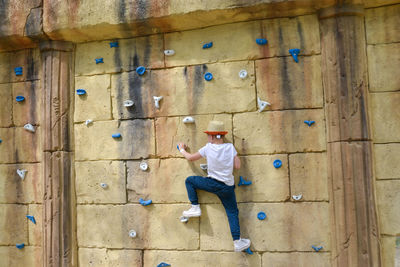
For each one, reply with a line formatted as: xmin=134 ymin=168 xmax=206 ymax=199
xmin=211 ymin=139 xmax=224 ymax=145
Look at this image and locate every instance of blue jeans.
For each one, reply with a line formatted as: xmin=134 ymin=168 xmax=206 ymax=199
xmin=185 ymin=176 xmax=240 ymax=240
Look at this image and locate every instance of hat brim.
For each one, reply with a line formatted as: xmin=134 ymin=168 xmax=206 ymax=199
xmin=204 ymin=131 xmax=228 ymax=135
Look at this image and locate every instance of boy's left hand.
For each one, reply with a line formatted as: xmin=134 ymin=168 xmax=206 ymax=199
xmin=177 ymin=143 xmax=187 ymax=151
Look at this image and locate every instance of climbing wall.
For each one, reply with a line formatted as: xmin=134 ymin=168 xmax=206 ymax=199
xmin=366 ymin=4 xmax=400 ymax=267
xmin=74 ymin=14 xmax=331 ymax=267
xmin=0 ymin=49 xmax=43 ymax=266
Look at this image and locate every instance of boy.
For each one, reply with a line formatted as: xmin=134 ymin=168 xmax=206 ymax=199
xmin=177 ymin=120 xmax=251 ymax=252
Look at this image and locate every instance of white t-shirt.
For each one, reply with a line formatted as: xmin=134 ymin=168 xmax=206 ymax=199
xmin=198 ymin=143 xmax=237 ymax=186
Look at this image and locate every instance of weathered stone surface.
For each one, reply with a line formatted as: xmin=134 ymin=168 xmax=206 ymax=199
xmin=75 ymin=120 xmax=155 ymax=160
xmin=200 ymin=203 xmax=330 ymax=251
xmin=381 ymin=236 xmax=397 ymax=267
xmin=0 ymin=49 xmax=40 ymax=83
xmin=365 ymin=5 xmax=400 ymax=44
xmin=28 ymin=204 xmax=42 ymax=246
xmin=376 ymin=180 xmax=400 ymax=235
xmin=0 ymin=84 xmax=13 ymax=127
xmin=0 ymin=246 xmax=42 ymax=267
xmin=367 ymin=43 xmax=400 ymax=92
xmin=143 ymin=250 xmax=261 ymax=267
xmin=256 ymin=56 xmax=323 ymax=110
xmin=75 ymin=35 xmax=164 ymax=76
xmin=75 ymin=161 xmax=126 ymax=204
xmin=79 ymin=248 xmax=142 ymax=267
xmin=289 ymin=153 xmax=328 ymax=201
xmin=111 ymin=61 xmax=256 ymax=119
xmin=12 ymin=81 xmax=41 ymax=126
xmin=262 ymin=252 xmax=331 ymax=267
xmin=77 ymin=204 xmax=199 ymax=249
xmin=0 ymin=127 xmax=41 ymax=163
xmin=74 ymin=75 xmax=112 ymax=122
xmin=233 ymin=109 xmax=326 ymax=154
xmin=0 ymin=163 xmax=42 ymax=203
xmin=0 ymin=204 xmax=27 ymax=245
xmin=374 ymin=143 xmax=400 ymax=179
xmin=155 ymin=114 xmax=233 ymax=158
xmin=369 ymin=92 xmax=400 ymax=143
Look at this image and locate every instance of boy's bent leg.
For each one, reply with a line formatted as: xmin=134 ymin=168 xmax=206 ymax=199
xmin=217 ymin=186 xmax=241 ymax=241
xmin=185 ymin=176 xmax=222 ymax=205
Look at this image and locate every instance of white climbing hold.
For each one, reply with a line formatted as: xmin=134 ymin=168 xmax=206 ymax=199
xmin=180 ymin=216 xmax=189 ymax=223
xmin=239 ymin=70 xmax=248 ymax=79
xmin=100 ymin=183 xmax=108 ymax=189
xmin=292 ymin=194 xmax=303 ymax=201
xmin=24 ymin=124 xmax=35 ymax=133
xmin=182 ymin=117 xmax=195 ymax=124
xmin=129 ymin=230 xmax=137 ymax=238
xmin=85 ymin=119 xmax=93 ymax=126
xmin=200 ymin=164 xmax=208 ymax=170
xmin=153 ymin=96 xmax=163 ymax=109
xmin=124 ymin=100 xmax=134 ymax=107
xmin=257 ymin=97 xmax=271 ymax=112
xmin=139 ymin=162 xmax=148 ymax=171
xmin=164 ymin=50 xmax=175 ymax=56
xmin=17 ymin=169 xmax=27 ymax=180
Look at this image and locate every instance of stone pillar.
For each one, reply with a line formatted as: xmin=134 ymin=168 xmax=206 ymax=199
xmin=318 ymin=4 xmax=381 ymax=267
xmin=40 ymin=41 xmax=76 ymax=267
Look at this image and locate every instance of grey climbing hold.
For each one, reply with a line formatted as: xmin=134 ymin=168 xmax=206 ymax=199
xmin=292 ymin=194 xmax=302 ymax=201
xmin=17 ymin=169 xmax=27 ymax=180
xmin=239 ymin=70 xmax=248 ymax=79
xmin=157 ymin=262 xmax=171 ymax=267
xmin=85 ymin=119 xmax=93 ymax=126
xmin=256 ymin=38 xmax=268 ymax=45
xmin=109 ymin=42 xmax=119 ymax=48
xmin=129 ymin=229 xmax=137 ymax=238
xmin=16 ymin=96 xmax=25 ymax=102
xmin=95 ymin=58 xmax=104 ymax=64
xmin=200 ymin=164 xmax=208 ymax=170
xmin=139 ymin=162 xmax=148 ymax=171
xmin=164 ymin=50 xmax=175 ymax=56
xmin=245 ymin=247 xmax=253 ymax=255
xmin=26 ymin=215 xmax=36 ymax=224
xmin=204 ymin=72 xmax=213 ymax=81
xmin=24 ymin=124 xmax=35 ymax=133
xmin=238 ymin=176 xmax=252 ymax=186
xmin=180 ymin=216 xmax=189 ymax=223
xmin=124 ymin=100 xmax=134 ymax=107
xmin=16 ymin=243 xmax=25 ymax=249
xmin=257 ymin=212 xmax=266 ymax=220
xmin=100 ymin=183 xmax=108 ymax=189
xmin=76 ymin=89 xmax=86 ymax=95
xmin=273 ymin=159 xmax=282 ymax=168
xmin=136 ymin=66 xmax=146 ymax=76
xmin=139 ymin=198 xmax=152 ymax=206
xmin=202 ymin=42 xmax=213 ymax=49
xmin=289 ymin=48 xmax=300 ymax=63
xmin=14 ymin=67 xmax=23 ymax=76
xmin=112 ymin=133 xmax=121 ymax=138
xmin=312 ymin=245 xmax=323 ymax=252
xmin=183 ymin=116 xmax=195 ymax=123
xmin=153 ymin=96 xmax=163 ymax=109
xmin=304 ymin=120 xmax=315 ymax=127
xmin=257 ymin=97 xmax=271 ymax=112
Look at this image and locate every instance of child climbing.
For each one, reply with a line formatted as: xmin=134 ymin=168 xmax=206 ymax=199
xmin=177 ymin=120 xmax=251 ymax=252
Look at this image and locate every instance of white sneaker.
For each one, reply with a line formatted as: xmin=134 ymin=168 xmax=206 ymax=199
xmin=182 ymin=205 xmax=201 ymax=217
xmin=234 ymin=238 xmax=251 ymax=252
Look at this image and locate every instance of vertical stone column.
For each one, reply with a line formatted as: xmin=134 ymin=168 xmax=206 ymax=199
xmin=40 ymin=41 xmax=76 ymax=267
xmin=318 ymin=4 xmax=381 ymax=267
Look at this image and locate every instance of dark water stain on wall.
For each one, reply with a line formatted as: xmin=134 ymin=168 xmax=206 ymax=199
xmin=296 ymin=19 xmax=305 ymax=50
xmin=29 ymin=81 xmax=37 ymax=124
xmin=278 ymin=28 xmax=294 ymax=109
xmin=0 ymin=0 xmax=9 ymax=36
xmin=26 ymin=49 xmax=38 ymax=81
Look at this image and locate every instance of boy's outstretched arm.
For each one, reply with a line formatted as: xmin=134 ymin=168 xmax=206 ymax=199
xmin=234 ymin=156 xmax=241 ymax=169
xmin=178 ymin=143 xmax=202 ymax=161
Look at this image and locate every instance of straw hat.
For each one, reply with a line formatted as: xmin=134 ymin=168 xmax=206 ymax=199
xmin=204 ymin=121 xmax=228 ymax=135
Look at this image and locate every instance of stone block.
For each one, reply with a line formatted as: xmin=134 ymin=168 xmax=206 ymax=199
xmin=75 ymin=35 xmax=164 ymax=76
xmin=75 ymin=120 xmax=155 ymax=160
xmin=374 ymin=143 xmax=400 ymax=179
xmin=75 ymin=161 xmax=126 ymax=204
xmin=28 ymin=204 xmax=42 ymax=246
xmin=255 ymin=56 xmax=323 ymax=110
xmin=79 ymin=248 xmax=142 ymax=267
xmin=77 ymin=204 xmax=199 ymax=249
xmin=367 ymin=43 xmax=400 ymax=92
xmin=0 ymin=246 xmax=42 ymax=267
xmin=366 ymin=4 xmax=400 ymax=44
xmin=155 ymin=114 xmax=233 ymax=158
xmin=111 ymin=61 xmax=255 ymax=119
xmin=74 ymin=75 xmax=112 ymax=122
xmin=0 ymin=49 xmax=40 ymax=83
xmin=381 ymin=236 xmax=397 ymax=267
xmin=0 ymin=163 xmax=42 ymax=203
xmin=376 ymin=180 xmax=400 ymax=235
xmin=143 ymin=250 xmax=261 ymax=267
xmin=370 ymin=92 xmax=400 ymax=143
xmin=289 ymin=153 xmax=328 ymax=201
xmin=0 ymin=204 xmax=27 ymax=245
xmin=262 ymin=252 xmax=330 ymax=267
xmin=233 ymin=109 xmax=326 ymax=154
xmin=200 ymin=203 xmax=330 ymax=251
xmin=235 ymin=155 xmax=289 ymax=202
xmin=0 ymin=84 xmax=12 ymax=127
xmin=12 ymin=81 xmax=41 ymax=126
xmin=0 ymin=127 xmax=41 ymax=163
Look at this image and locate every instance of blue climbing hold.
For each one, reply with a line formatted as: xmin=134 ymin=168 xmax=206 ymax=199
xmin=256 ymin=38 xmax=268 ymax=45
xmin=244 ymin=247 xmax=254 ymax=255
xmin=157 ymin=263 xmax=171 ymax=267
xmin=26 ymin=215 xmax=36 ymax=224
xmin=136 ymin=66 xmax=146 ymax=76
xmin=16 ymin=96 xmax=25 ymax=102
xmin=0 ymin=139 xmax=2 ymax=143
xmin=139 ymin=198 xmax=152 ymax=206
xmin=203 ymin=42 xmax=213 ymax=49
xmin=204 ymin=72 xmax=213 ymax=81
xmin=257 ymin=212 xmax=266 ymax=220
xmin=289 ymin=48 xmax=301 ymax=63
xmin=95 ymin=58 xmax=104 ymax=64
xmin=14 ymin=67 xmax=23 ymax=76
xmin=312 ymin=245 xmax=323 ymax=252
xmin=273 ymin=159 xmax=282 ymax=169
xmin=112 ymin=133 xmax=121 ymax=138
xmin=304 ymin=120 xmax=315 ymax=127
xmin=109 ymin=42 xmax=119 ymax=48
xmin=76 ymin=89 xmax=86 ymax=95
xmin=16 ymin=243 xmax=25 ymax=249
xmin=238 ymin=176 xmax=252 ymax=186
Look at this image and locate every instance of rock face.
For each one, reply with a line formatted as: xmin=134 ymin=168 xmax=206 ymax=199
xmin=0 ymin=0 xmax=399 ymax=266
